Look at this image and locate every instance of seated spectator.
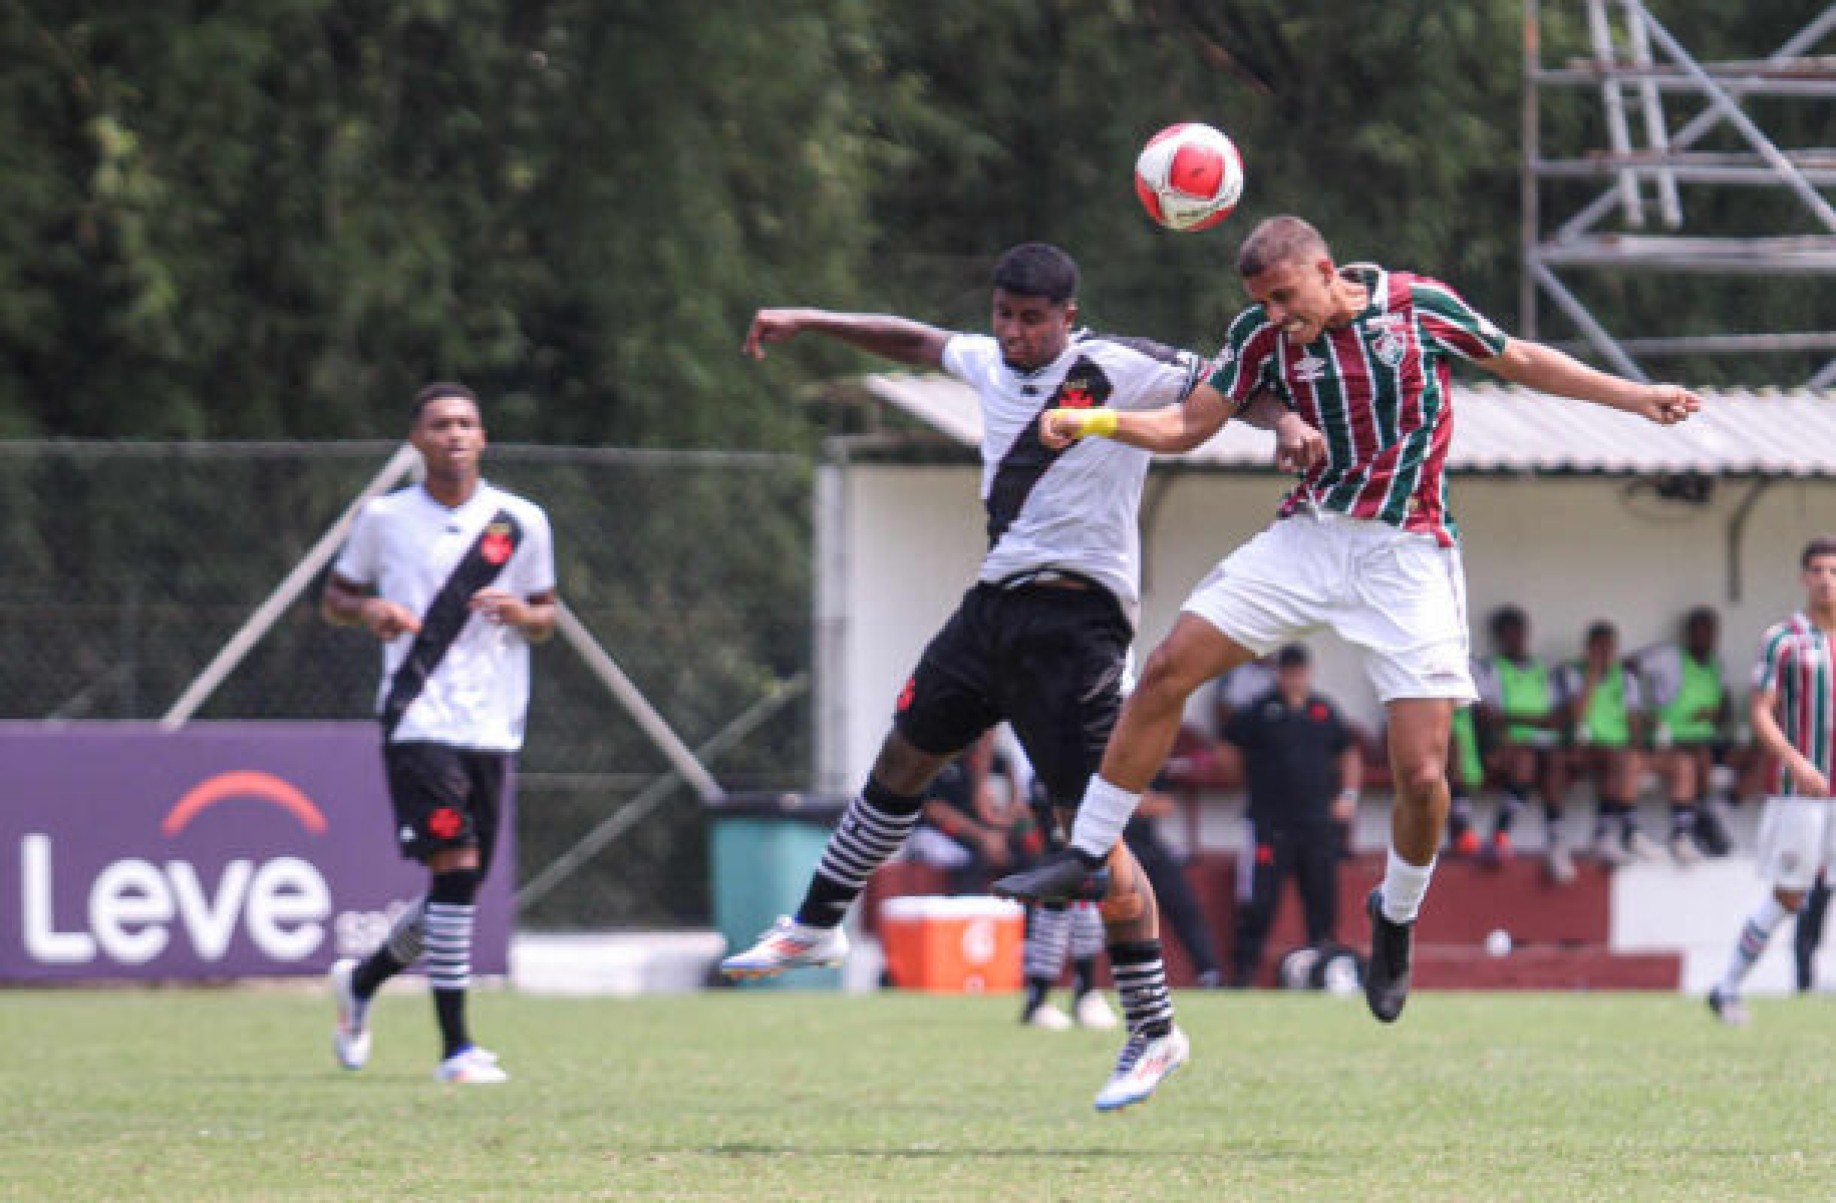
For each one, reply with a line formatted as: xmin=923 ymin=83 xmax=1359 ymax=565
xmin=1445 ymin=688 xmax=1485 ymax=857
xmin=1001 ymin=728 xmax=1115 ymax=1032
xmin=1220 ymin=644 xmax=1360 ymax=987
xmin=1632 ymin=606 xmax=1734 ymax=860
xmin=1474 ymin=606 xmax=1573 ymax=882
xmin=905 ymin=730 xmax=1028 ymax=895
xmin=1124 ymin=779 xmax=1226 ymax=988
xmin=1557 ymin=620 xmax=1656 ymax=864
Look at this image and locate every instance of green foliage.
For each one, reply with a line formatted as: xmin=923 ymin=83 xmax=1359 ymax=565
xmin=2 ymin=1 xmax=1826 ymax=441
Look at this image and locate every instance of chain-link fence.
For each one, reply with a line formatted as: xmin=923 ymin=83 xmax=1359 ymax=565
xmin=0 ymin=441 xmax=814 ymax=928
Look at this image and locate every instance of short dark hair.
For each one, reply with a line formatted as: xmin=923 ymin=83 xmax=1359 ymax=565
xmin=1585 ymin=620 xmax=1617 ymax=645
xmin=1275 ymin=643 xmax=1310 ymax=669
xmin=1803 ymin=536 xmax=1836 ymax=568
xmin=1490 ymin=605 xmax=1527 ymax=635
xmin=992 ymin=243 xmax=1079 ymax=304
xmin=410 ymin=381 xmax=478 ymax=425
xmin=1237 ymin=215 xmax=1331 ymax=278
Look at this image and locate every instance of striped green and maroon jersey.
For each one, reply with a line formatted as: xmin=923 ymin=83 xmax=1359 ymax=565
xmin=1206 ymin=263 xmax=1509 ymax=546
xmin=1752 ymin=613 xmax=1835 ymax=795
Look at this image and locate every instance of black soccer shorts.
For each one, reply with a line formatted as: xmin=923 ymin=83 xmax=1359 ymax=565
xmin=894 ymin=579 xmax=1130 ymax=808
xmin=382 ymin=741 xmax=508 ymax=872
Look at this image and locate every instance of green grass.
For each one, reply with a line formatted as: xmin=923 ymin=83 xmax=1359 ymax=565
xmin=0 ymin=987 xmax=1829 ymax=1201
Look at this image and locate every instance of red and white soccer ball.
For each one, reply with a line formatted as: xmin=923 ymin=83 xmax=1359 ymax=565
xmin=1133 ymin=122 xmax=1245 ymax=232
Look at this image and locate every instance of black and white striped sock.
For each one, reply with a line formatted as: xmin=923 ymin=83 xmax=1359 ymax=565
xmin=1024 ymin=905 xmax=1072 ymax=986
xmin=426 ymin=871 xmax=478 ymax=1058
xmin=793 ymin=781 xmax=922 ymax=928
xmin=1110 ymin=939 xmax=1175 ymax=1039
xmin=1071 ymin=903 xmax=1106 ymax=962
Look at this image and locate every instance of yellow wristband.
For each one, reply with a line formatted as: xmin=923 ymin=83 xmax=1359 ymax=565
xmin=1080 ymin=408 xmax=1118 ymax=438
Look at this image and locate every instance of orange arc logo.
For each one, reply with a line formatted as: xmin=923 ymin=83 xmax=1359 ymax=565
xmin=161 ymin=770 xmax=328 ymax=837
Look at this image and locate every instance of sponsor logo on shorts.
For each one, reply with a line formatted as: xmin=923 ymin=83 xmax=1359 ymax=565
xmin=426 ymin=806 xmax=464 ymax=841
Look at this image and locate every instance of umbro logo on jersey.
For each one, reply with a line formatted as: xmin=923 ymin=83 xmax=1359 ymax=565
xmin=1293 ymin=352 xmax=1327 ymax=382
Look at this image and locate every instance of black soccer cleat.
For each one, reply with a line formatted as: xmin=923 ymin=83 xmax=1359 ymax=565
xmin=993 ymin=849 xmax=1111 ymax=905
xmin=1364 ymin=888 xmax=1414 ymax=1024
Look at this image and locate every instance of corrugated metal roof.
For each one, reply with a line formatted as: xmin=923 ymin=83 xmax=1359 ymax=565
xmin=862 ymin=374 xmax=1836 ymax=476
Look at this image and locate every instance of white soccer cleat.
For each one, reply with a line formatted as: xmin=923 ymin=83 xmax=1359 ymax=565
xmin=1093 ymin=1026 xmax=1190 ymax=1112
xmin=436 ymin=1045 xmax=510 ymax=1084
xmin=329 ymin=957 xmax=372 ymax=1071
xmin=1590 ymin=828 xmax=1631 ymax=867
xmin=1707 ymin=986 xmax=1750 ymax=1028
xmin=719 ymin=916 xmax=849 ymax=980
xmin=1545 ymin=836 xmax=1578 ymax=885
xmin=1624 ymin=829 xmax=1664 ymax=862
xmin=1073 ymin=991 xmax=1120 ymax=1031
xmin=1022 ymin=1001 xmax=1074 ymax=1031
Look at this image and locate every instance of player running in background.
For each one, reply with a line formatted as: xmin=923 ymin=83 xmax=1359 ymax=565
xmin=996 ymin=214 xmax=1700 ymax=1028
xmin=719 ymin=242 xmax=1317 ymax=1110
xmin=321 ymin=383 xmax=558 ymax=1084
xmin=1708 ymin=537 xmax=1836 ymax=1026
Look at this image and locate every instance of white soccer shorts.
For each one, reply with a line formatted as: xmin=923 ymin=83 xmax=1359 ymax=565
xmin=1753 ymin=796 xmax=1836 ymax=892
xmin=1181 ymin=508 xmax=1477 ymax=704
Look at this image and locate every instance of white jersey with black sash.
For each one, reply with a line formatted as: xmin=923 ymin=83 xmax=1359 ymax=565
xmin=334 ymin=481 xmax=556 ymax=752
xmin=942 ymin=330 xmax=1205 ymax=622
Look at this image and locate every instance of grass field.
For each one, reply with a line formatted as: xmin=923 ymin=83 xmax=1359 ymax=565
xmin=0 ymin=985 xmax=1829 ymax=1201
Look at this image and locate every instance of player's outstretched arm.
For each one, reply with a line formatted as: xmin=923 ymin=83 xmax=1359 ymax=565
xmin=742 ymin=307 xmax=951 ymax=369
xmin=1479 ymin=338 xmax=1700 ymax=426
xmin=1039 ymin=382 xmax=1325 ymax=470
xmin=1040 ymin=381 xmax=1236 ymax=454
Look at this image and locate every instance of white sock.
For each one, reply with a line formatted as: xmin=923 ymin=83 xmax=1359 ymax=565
xmin=1720 ymin=895 xmax=1791 ymax=995
xmin=1380 ymin=846 xmax=1436 ymax=924
xmin=1069 ymin=777 xmax=1141 ymax=860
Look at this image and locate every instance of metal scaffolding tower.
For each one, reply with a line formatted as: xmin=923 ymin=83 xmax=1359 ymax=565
xmin=1522 ymin=1 xmax=1836 ymax=386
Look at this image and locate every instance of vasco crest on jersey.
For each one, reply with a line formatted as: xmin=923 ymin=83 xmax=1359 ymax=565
xmin=480 ymin=521 xmax=515 ymax=565
xmin=1051 ymin=358 xmax=1114 ymax=411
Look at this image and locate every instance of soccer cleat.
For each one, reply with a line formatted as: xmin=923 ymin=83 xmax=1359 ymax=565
xmin=1363 ymin=889 xmax=1414 ymax=1024
xmin=329 ymin=957 xmax=372 ymax=1071
xmin=1481 ymin=830 xmax=1514 ymax=867
xmin=1022 ymin=1001 xmax=1073 ymax=1031
xmin=435 ymin=1045 xmax=509 ymax=1084
xmin=1073 ymin=991 xmax=1120 ymax=1031
xmin=991 ymin=849 xmax=1111 ymax=905
xmin=1450 ymin=828 xmax=1482 ymax=858
xmin=1545 ymin=836 xmax=1577 ymax=885
xmin=719 ymin=916 xmax=849 ymax=980
xmin=1624 ymin=828 xmax=1663 ymax=861
xmin=1707 ymin=985 xmax=1750 ymax=1028
xmin=1669 ymin=830 xmax=1704 ymax=865
xmin=1093 ymin=1026 xmax=1190 ymax=1112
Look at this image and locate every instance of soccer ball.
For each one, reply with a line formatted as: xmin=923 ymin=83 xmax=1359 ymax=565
xmin=1133 ymin=122 xmax=1245 ymax=232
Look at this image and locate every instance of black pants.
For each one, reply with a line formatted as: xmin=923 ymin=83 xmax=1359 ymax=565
xmin=1124 ymin=820 xmax=1222 ymax=978
xmin=1231 ymin=820 xmax=1341 ymax=984
xmin=894 ymin=581 xmax=1130 ymax=807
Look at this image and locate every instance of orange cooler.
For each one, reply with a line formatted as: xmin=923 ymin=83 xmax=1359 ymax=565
xmin=879 ymin=895 xmax=1025 ymax=994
